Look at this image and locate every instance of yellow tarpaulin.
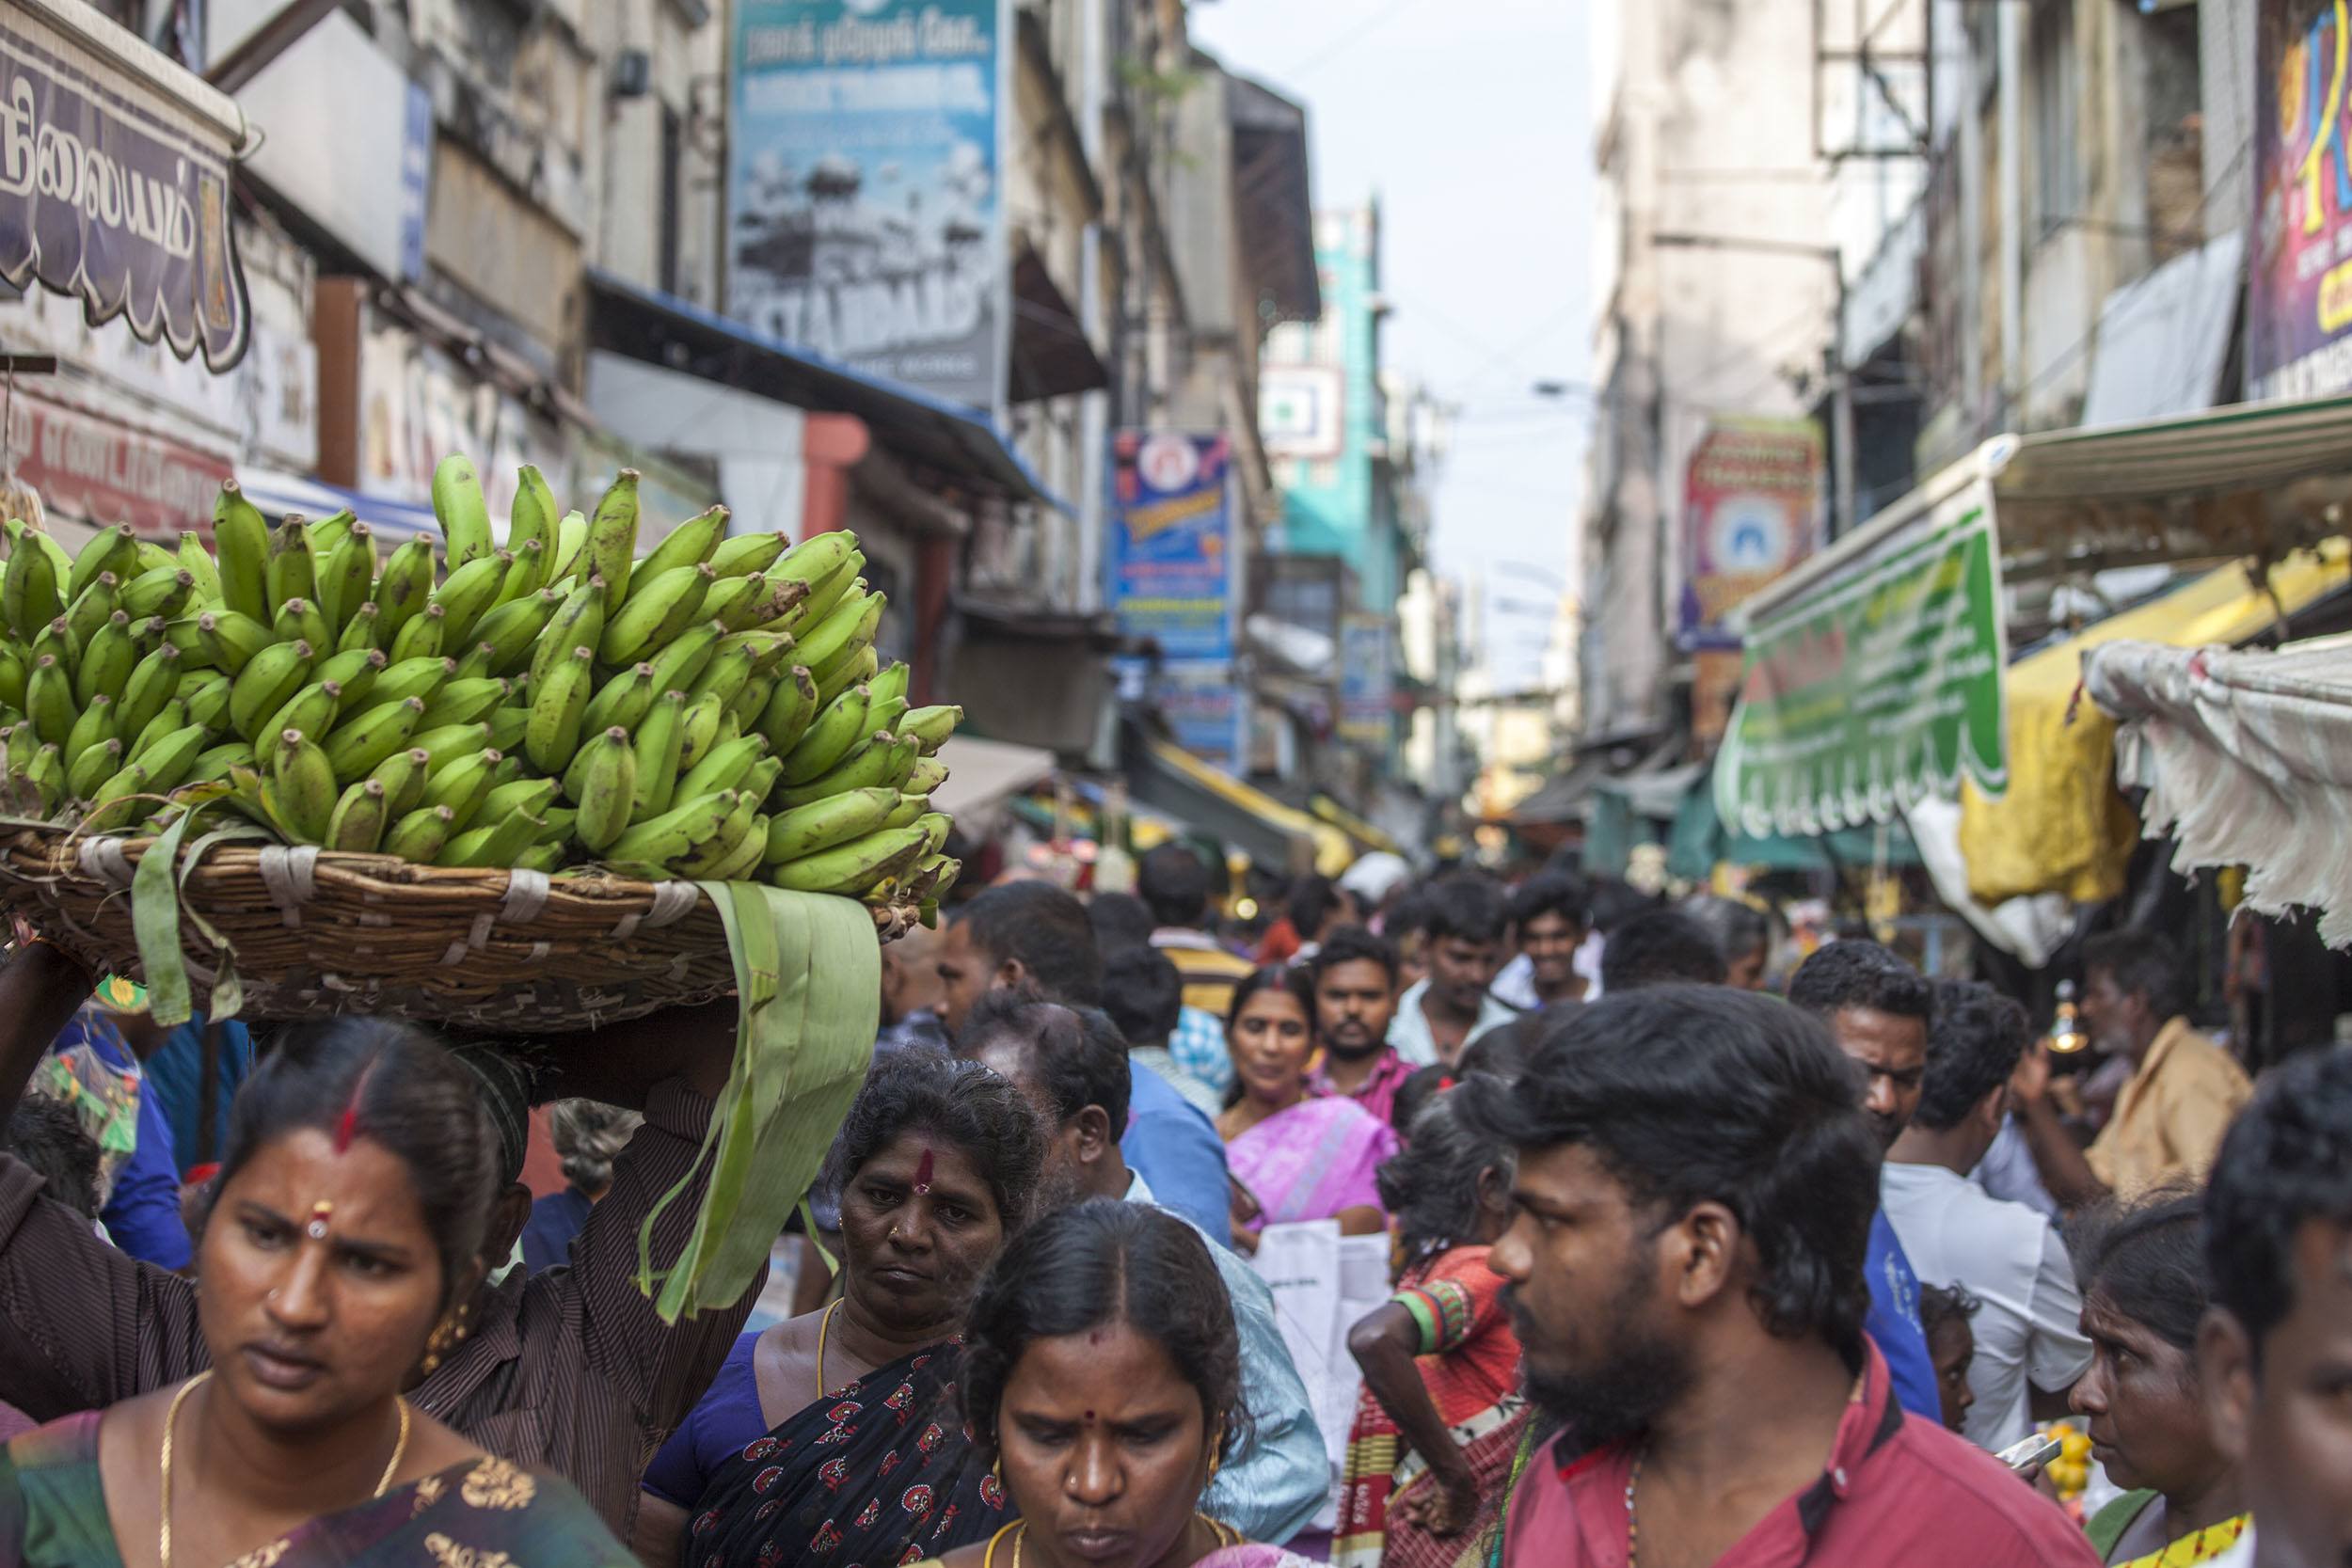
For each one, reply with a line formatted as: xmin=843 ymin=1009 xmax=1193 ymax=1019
xmin=1960 ymin=541 xmax=2351 ymax=906
xmin=1145 ymin=738 xmax=1356 ymax=876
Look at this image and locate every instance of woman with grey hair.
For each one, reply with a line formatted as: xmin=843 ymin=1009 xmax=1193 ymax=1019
xmin=1681 ymin=893 xmax=1778 ymax=990
xmin=519 ymin=1100 xmax=644 ymax=1275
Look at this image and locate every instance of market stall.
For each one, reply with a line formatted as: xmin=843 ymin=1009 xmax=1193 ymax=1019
xmin=2086 ymin=634 xmax=2352 ymax=946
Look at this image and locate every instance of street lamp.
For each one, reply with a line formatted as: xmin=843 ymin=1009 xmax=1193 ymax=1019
xmin=1649 ymin=231 xmax=1856 ymax=542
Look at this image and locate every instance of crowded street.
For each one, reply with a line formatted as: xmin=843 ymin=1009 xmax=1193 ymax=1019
xmin=0 ymin=1 xmax=2348 ymax=1567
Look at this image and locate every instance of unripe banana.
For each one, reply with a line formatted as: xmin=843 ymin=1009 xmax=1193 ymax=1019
xmin=416 ymin=676 xmax=513 ymax=732
xmin=767 ymin=825 xmax=930 ymax=895
xmin=698 ymin=574 xmax=767 ymax=633
xmin=314 ymin=526 xmax=375 ymax=634
xmin=644 ymin=619 xmax=725 ymax=697
xmin=66 ymin=728 xmax=120 ymax=799
xmin=369 ymin=747 xmax=434 ymax=817
xmin=2 ymin=530 xmax=60 ymax=643
xmin=305 ymin=508 xmax=356 ymax=556
xmin=388 ymin=601 xmax=449 ymax=663
xmin=765 ymin=786 xmax=898 ymax=865
xmin=607 ymin=788 xmax=736 ymax=866
xmin=917 ymin=812 xmax=951 ymax=856
xmin=355 ymin=655 xmax=453 ymax=715
xmin=432 ymin=453 xmax=496 ymax=567
xmin=469 ymin=587 xmax=561 ymax=676
xmin=268 ymin=729 xmax=338 ymax=844
xmin=728 ymin=673 xmax=777 ymax=732
xmin=599 ymin=562 xmax=714 ymax=665
xmin=866 ymin=662 xmax=912 ymax=709
xmin=498 ymin=531 xmax=548 ymax=605
xmin=126 ymin=699 xmax=187 ymax=765
xmin=637 ymin=504 xmax=731 ymax=585
xmin=568 ymin=727 xmax=637 ymax=852
xmin=630 ymin=689 xmax=689 ymax=822
xmin=815 ymin=644 xmax=880 ymax=710
xmin=336 ymin=600 xmax=384 ymax=655
xmin=675 ymin=691 xmax=728 ymax=774
xmin=580 ymin=662 xmax=660 ymax=737
xmin=316 ymin=648 xmax=388 ymax=712
xmin=532 ymin=579 xmax=607 ymax=689
xmin=230 ymin=639 xmax=314 ymax=743
xmin=19 ymin=739 xmax=62 ymax=811
xmin=383 ymin=803 xmax=458 ymax=863
xmin=711 ymin=531 xmax=787 ymax=578
xmin=182 ymin=673 xmax=233 ymax=733
xmin=866 ymin=694 xmax=909 ymax=738
xmin=120 ymin=564 xmax=196 ymax=623
xmin=686 ymin=641 xmax=761 ymax=711
xmin=187 ymin=739 xmax=254 ymax=786
xmin=196 ymin=610 xmax=270 ymax=675
xmin=770 ymin=531 xmax=858 ymax=594
xmin=176 ymin=530 xmax=223 ymax=607
xmin=882 ymin=790 xmax=930 ymax=830
xmin=776 ymin=684 xmax=871 ymax=784
xmin=679 ymin=789 xmax=762 ymax=877
xmin=487 ymin=705 xmax=528 ymax=755
xmin=431 ymin=555 xmax=504 ymax=647
xmin=65 ymin=524 xmax=135 ymax=608
xmin=211 ymin=481 xmax=270 ymax=624
xmin=373 ymin=537 xmax=438 ymax=645
xmin=74 ymin=612 xmax=136 ymax=706
xmin=524 ymin=645 xmax=595 ymax=774
xmin=511 ymin=464 xmax=559 ymax=572
xmin=328 ymin=778 xmax=390 ymax=853
xmin=264 ymin=515 xmax=314 ymax=615
xmin=675 ymin=732 xmax=770 ymax=803
xmin=549 ymin=509 xmax=589 ymax=583
xmin=759 ymin=666 xmax=822 ymax=754
xmin=272 ymin=596 xmax=330 ymax=654
xmin=585 ymin=469 xmax=641 ymax=611
xmin=792 ymin=587 xmax=875 ymax=676
xmin=422 ymin=747 xmax=504 ymax=832
xmin=898 ymin=705 xmax=962 ymax=753
xmin=63 ymin=571 xmax=119 ymax=648
xmin=436 ymin=787 xmax=551 ymax=866
xmin=322 ymin=695 xmax=429 ymax=783
xmin=262 ymin=681 xmax=343 ymax=754
xmin=775 ymin=730 xmax=908 ymax=808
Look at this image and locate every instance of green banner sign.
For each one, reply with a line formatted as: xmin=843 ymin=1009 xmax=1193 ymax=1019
xmin=1715 ymin=480 xmax=2008 ymax=837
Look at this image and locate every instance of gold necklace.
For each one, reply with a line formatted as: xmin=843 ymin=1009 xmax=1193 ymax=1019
xmin=814 ymin=1299 xmax=840 ymax=1402
xmin=982 ymin=1519 xmax=1023 ymax=1568
xmin=994 ymin=1513 xmax=1236 ymax=1568
xmin=159 ymin=1370 xmax=412 ymax=1568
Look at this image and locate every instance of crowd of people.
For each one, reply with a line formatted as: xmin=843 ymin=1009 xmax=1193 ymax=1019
xmin=0 ymin=846 xmax=2344 ymax=1568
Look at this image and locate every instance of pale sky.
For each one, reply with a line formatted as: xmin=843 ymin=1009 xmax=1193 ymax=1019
xmin=1187 ymin=0 xmax=1591 ymax=689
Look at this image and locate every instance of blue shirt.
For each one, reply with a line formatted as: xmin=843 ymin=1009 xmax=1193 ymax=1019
xmin=1166 ymin=1004 xmax=1234 ymax=1099
xmin=521 ymin=1185 xmax=595 ymax=1276
xmin=1867 ymin=1205 xmax=1942 ymax=1420
xmin=1126 ymin=1170 xmax=1326 ymax=1544
xmin=1122 ymin=1061 xmax=1231 ymax=1245
xmin=75 ymin=1023 xmax=190 ymax=1271
xmin=139 ymin=1016 xmax=256 ymax=1176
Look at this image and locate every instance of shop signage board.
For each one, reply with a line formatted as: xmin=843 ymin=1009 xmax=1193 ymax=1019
xmin=2252 ymin=0 xmax=2352 ymax=400
xmin=1679 ymin=415 xmax=1823 ymax=649
xmin=727 ymin=0 xmax=1010 ymax=415
xmin=1339 ymin=613 xmax=1391 ymax=746
xmin=1106 ymin=430 xmax=1244 ymax=767
xmin=7 ymin=385 xmax=233 ymax=537
xmin=1714 ymin=476 xmax=2008 ymax=837
xmin=0 ymin=2 xmax=249 ymax=370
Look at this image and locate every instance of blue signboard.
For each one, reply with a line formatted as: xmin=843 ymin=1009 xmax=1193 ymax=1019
xmin=1108 ymin=431 xmax=1235 ymax=659
xmin=726 ymin=0 xmax=1009 ymax=412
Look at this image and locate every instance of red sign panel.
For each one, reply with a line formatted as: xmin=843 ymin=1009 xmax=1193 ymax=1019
xmin=6 ymin=389 xmax=231 ymax=538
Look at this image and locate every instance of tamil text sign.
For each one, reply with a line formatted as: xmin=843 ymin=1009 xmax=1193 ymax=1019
xmin=1714 ymin=480 xmax=2007 ymax=836
xmin=1680 ymin=416 xmax=1822 ymax=649
xmin=2253 ymin=0 xmax=2352 ymax=400
xmin=727 ymin=0 xmax=1009 ymax=413
xmin=1107 ymin=430 xmax=1241 ymax=767
xmin=0 ymin=4 xmax=248 ymax=369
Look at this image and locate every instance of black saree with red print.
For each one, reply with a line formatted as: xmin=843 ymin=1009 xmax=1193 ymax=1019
xmin=682 ymin=1341 xmax=1011 ymax=1568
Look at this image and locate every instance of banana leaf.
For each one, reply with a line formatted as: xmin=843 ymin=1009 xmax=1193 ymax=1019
xmin=637 ymin=881 xmax=878 ymax=1321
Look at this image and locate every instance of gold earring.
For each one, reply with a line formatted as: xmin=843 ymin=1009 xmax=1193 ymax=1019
xmin=990 ymin=1454 xmax=1002 ymax=1483
xmin=421 ymin=1318 xmax=453 ymax=1374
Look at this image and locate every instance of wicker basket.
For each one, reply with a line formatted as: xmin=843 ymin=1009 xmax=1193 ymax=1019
xmin=0 ymin=823 xmax=918 ymax=1033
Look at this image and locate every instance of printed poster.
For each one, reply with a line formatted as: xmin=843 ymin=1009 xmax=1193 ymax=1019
xmin=1680 ymin=417 xmax=1823 ymax=649
xmin=2253 ymin=0 xmax=2352 ymax=400
xmin=727 ymin=0 xmax=1009 ymax=411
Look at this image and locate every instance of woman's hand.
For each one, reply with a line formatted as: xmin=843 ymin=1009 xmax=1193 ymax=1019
xmin=1393 ymin=1464 xmax=1481 ymax=1537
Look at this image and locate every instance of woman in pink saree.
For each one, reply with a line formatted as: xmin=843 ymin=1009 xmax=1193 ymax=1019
xmin=1216 ymin=967 xmax=1400 ymax=1249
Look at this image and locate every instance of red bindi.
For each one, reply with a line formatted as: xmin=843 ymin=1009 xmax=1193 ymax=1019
xmin=913 ymin=1147 xmax=934 ymax=1196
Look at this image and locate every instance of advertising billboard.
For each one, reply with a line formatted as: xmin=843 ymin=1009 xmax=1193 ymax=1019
xmin=2253 ymin=0 xmax=2352 ymax=400
xmin=727 ymin=0 xmax=1009 ymax=412
xmin=1679 ymin=417 xmax=1823 ymax=650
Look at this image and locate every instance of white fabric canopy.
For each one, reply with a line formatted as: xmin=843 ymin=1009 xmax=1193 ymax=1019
xmin=2084 ymin=634 xmax=2352 ymax=945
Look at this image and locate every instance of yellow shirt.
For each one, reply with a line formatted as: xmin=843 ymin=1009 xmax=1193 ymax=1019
xmin=2086 ymin=1018 xmax=2253 ymax=1195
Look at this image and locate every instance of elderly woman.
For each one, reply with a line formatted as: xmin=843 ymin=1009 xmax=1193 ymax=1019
xmin=637 ymin=1052 xmax=1048 ymax=1566
xmin=0 ymin=1019 xmax=630 ymax=1564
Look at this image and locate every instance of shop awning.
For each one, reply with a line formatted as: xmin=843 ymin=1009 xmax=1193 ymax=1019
xmin=1958 ymin=541 xmax=2351 ymax=906
xmin=2087 ymin=633 xmax=2352 ymax=946
xmin=1009 ymin=245 xmax=1111 ymax=404
xmin=586 ymin=269 xmax=1068 ymax=513
xmin=1122 ymin=730 xmax=1350 ymax=876
xmin=237 ymin=469 xmax=440 ymax=545
xmin=1746 ymin=397 xmax=2352 ymax=618
xmin=1309 ymin=794 xmax=1400 ymax=856
xmin=932 ymin=734 xmax=1059 ymax=829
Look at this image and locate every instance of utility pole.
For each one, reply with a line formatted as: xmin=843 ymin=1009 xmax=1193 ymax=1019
xmin=1651 ymin=231 xmax=1858 ymax=538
